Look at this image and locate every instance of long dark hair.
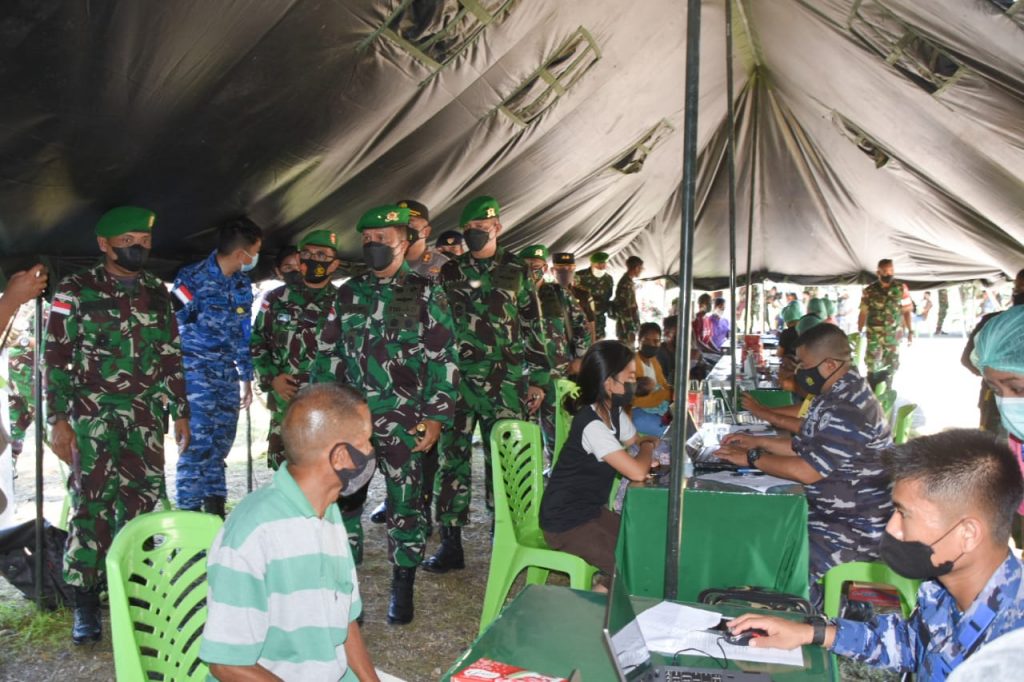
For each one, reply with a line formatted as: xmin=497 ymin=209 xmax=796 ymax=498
xmin=564 ymin=340 xmax=635 ymax=416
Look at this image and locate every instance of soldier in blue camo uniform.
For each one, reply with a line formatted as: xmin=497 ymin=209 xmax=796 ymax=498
xmin=728 ymin=429 xmax=1024 ymax=681
xmin=716 ymin=323 xmax=892 ymax=608
xmin=172 ymin=219 xmax=262 ymax=516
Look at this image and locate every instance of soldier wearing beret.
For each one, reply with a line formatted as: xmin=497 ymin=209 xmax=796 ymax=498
xmin=425 ymin=196 xmax=549 ymax=573
xmin=397 ymin=199 xmax=452 ymax=282
xmin=575 ymin=252 xmax=614 ymax=339
xmin=171 ymin=219 xmax=262 ymax=516
xmin=435 ymin=230 xmax=465 ymax=258
xmin=329 ymin=205 xmax=458 ymax=624
xmin=45 ymin=206 xmax=190 ymax=644
xmin=520 ymin=247 xmax=593 ymax=458
xmin=613 ymin=255 xmax=644 ymax=346
xmin=251 ymin=229 xmax=342 ymax=471
xmin=553 ymin=252 xmax=597 ymax=342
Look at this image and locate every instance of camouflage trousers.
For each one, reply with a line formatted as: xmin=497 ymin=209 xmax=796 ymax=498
xmin=538 ymin=379 xmax=558 ymax=463
xmin=8 ymin=392 xmax=33 ymax=445
xmin=594 ymin=312 xmax=608 ymax=341
xmin=265 ymin=402 xmax=287 ymax=470
xmin=338 ymin=481 xmax=371 ymax=566
xmin=808 ymin=519 xmax=882 ymax=609
xmin=176 ymin=363 xmax=239 ymax=508
xmin=436 ymin=376 xmax=523 ymax=527
xmin=65 ymin=410 xmax=165 ymax=588
xmin=377 ymin=430 xmax=428 ymax=568
xmin=7 ymin=353 xmax=34 ymax=444
xmin=864 ymin=329 xmax=900 ymax=374
xmin=616 ymin=318 xmax=639 ymax=347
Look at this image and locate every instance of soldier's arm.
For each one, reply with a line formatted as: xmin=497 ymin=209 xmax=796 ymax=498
xmin=235 ymin=285 xmax=256 ymax=382
xmin=570 ymin=296 xmax=591 ymax=355
xmin=829 ymin=612 xmax=920 ymax=672
xmin=857 ymin=289 xmax=869 ymax=330
xmin=250 ymin=299 xmax=278 ymax=393
xmin=42 ymin=280 xmax=79 ymax=417
xmin=160 ymin=296 xmax=191 ymax=421
xmin=420 ymin=285 xmax=459 ymax=427
xmin=171 ymin=266 xmax=200 ymax=329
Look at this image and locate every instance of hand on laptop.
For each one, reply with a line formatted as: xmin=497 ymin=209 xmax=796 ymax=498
xmin=726 ymin=614 xmax=813 ymax=650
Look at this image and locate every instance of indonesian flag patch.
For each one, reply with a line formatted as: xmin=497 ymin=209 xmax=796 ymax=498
xmin=52 ymin=294 xmax=73 ymax=316
xmin=172 ymin=283 xmax=194 ymax=305
xmin=327 ymin=305 xmax=337 ymax=322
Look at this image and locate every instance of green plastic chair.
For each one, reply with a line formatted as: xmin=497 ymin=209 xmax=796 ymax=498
xmin=106 ymin=510 xmax=224 ymax=682
xmin=480 ymin=419 xmax=598 ymax=633
xmin=892 ymin=403 xmax=917 ymax=445
xmin=879 ymin=389 xmax=898 ymax=424
xmin=745 ymin=389 xmax=797 ymax=408
xmin=820 ymin=561 xmax=920 ymax=619
xmin=553 ymin=378 xmax=580 ymax=468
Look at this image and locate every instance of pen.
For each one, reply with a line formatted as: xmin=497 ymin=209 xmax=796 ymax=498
xmin=734 ymin=467 xmax=763 ymax=475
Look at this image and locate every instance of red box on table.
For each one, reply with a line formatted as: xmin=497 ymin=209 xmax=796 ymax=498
xmin=453 ymin=657 xmax=568 ymax=681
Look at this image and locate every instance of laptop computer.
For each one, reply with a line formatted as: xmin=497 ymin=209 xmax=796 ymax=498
xmin=684 ymin=430 xmax=739 ymax=473
xmin=602 ymin=569 xmax=771 ymax=682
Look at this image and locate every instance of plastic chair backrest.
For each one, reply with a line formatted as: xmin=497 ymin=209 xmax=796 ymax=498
xmin=821 ymin=561 xmax=920 ymax=620
xmin=746 ymin=389 xmax=797 ymax=408
xmin=848 ymin=332 xmax=866 ymax=368
xmin=491 ymin=420 xmax=546 ymax=544
xmin=553 ymin=379 xmax=580 ymax=468
xmin=106 ymin=510 xmax=223 ymax=682
xmin=873 ymin=380 xmax=888 ymax=398
xmin=892 ymin=403 xmax=917 ymax=445
xmin=879 ymin=390 xmax=897 ymax=424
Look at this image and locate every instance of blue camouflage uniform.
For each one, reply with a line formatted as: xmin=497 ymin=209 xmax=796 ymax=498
xmin=172 ymin=251 xmax=254 ymax=509
xmin=831 ymin=552 xmax=1024 ymax=681
xmin=792 ymin=370 xmax=892 ymax=606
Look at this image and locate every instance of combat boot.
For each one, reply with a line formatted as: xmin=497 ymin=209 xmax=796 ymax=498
xmin=387 ymin=566 xmax=416 ymax=624
xmin=72 ymin=587 xmax=102 ymax=644
xmin=369 ymin=500 xmax=388 ymax=524
xmin=421 ymin=526 xmax=464 ymax=573
xmin=203 ymin=495 xmax=226 ymax=518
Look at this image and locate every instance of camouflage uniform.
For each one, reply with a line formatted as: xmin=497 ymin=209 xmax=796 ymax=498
xmin=250 ymin=282 xmax=340 ymax=469
xmin=6 ymin=335 xmax=34 ymax=453
xmin=613 ymin=273 xmax=641 ymax=343
xmin=571 ymin=284 xmax=596 ymax=342
xmin=44 ymin=262 xmax=189 ymax=588
xmin=860 ymin=280 xmax=907 ymax=374
xmin=172 ymin=252 xmax=254 ymax=509
xmin=831 ymin=553 xmax=1024 ymax=678
xmin=531 ymin=281 xmax=592 ymax=457
xmin=331 ymin=261 xmax=458 ymax=567
xmin=407 ymin=246 xmax=450 ymax=282
xmin=437 ymin=247 xmax=549 ymax=526
xmin=936 ymin=287 xmax=949 ymax=334
xmin=791 ymin=371 xmax=892 ymax=607
xmin=576 ymin=268 xmax=613 ymax=340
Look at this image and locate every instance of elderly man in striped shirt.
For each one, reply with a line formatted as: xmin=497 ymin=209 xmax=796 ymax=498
xmin=201 ymin=383 xmax=380 ymax=681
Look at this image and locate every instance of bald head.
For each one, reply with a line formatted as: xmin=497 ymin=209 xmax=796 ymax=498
xmin=281 ymin=383 xmax=369 ymax=466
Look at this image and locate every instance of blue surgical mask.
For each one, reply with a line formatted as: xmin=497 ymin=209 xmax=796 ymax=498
xmin=241 ymin=250 xmax=259 ymax=273
xmin=995 ymin=395 xmax=1024 ymax=441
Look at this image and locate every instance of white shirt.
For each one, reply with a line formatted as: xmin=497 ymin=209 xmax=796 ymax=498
xmin=580 ymin=405 xmax=636 ymax=461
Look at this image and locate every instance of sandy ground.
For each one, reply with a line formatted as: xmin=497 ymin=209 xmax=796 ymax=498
xmin=0 ymin=333 xmax=983 ymax=681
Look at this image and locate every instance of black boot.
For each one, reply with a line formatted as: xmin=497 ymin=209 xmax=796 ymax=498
xmin=421 ymin=526 xmax=464 ymax=573
xmin=203 ymin=495 xmax=226 ymax=519
xmin=387 ymin=566 xmax=416 ymax=624
xmin=369 ymin=500 xmax=388 ymax=524
xmin=72 ymin=587 xmax=102 ymax=644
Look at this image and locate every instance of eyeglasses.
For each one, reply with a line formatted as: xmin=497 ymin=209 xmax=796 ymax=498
xmin=300 ymin=250 xmax=336 ymax=263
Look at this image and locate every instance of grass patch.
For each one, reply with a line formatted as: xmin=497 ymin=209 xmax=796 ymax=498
xmin=0 ymin=599 xmax=72 ymax=661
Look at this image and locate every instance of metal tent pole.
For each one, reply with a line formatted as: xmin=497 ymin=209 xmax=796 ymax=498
xmin=665 ymin=0 xmax=702 ymax=601
xmin=744 ymin=78 xmax=759 ymax=333
xmin=33 ymin=296 xmax=44 ymax=610
xmin=725 ymin=0 xmax=738 ymax=410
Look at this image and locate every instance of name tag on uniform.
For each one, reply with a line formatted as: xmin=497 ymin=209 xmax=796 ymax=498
xmin=277 ymin=313 xmax=291 ymax=323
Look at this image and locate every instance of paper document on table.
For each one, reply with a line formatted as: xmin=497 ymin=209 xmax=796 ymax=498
xmin=695 ymin=470 xmax=796 ymax=493
xmin=652 ymin=629 xmax=806 ymax=668
xmin=636 ymin=602 xmax=723 ymax=652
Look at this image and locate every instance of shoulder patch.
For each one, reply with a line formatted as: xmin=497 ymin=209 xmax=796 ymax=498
xmin=52 ymin=293 xmax=74 ymax=315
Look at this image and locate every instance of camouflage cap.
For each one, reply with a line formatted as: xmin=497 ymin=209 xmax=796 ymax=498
xmin=552 ymin=252 xmax=575 ymax=265
xmin=357 ymin=205 xmax=410 ymax=232
xmin=518 ymin=244 xmax=549 ymax=261
xmin=589 ymin=251 xmax=610 ymax=264
xmin=460 ymin=196 xmax=500 ymax=226
xmin=95 ymin=206 xmax=155 ymax=237
xmin=435 ymin=230 xmax=464 ymax=247
xmin=298 ymin=229 xmax=338 ymax=251
xmin=397 ymin=199 xmax=430 ymax=222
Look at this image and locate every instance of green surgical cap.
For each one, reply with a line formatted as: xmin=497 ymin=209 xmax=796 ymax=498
xmin=972 ymin=305 xmax=1024 ymax=375
xmin=781 ymin=301 xmax=803 ymax=323
xmin=796 ymin=313 xmax=824 ymax=336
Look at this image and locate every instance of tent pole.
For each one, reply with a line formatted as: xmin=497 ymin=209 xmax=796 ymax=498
xmin=744 ymin=77 xmax=759 ymax=332
xmin=725 ymin=0 xmax=738 ymax=410
xmin=33 ymin=296 xmax=44 ymax=610
xmin=665 ymin=0 xmax=702 ymax=601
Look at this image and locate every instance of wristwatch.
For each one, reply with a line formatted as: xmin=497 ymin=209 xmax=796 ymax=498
xmin=804 ymin=615 xmax=828 ymax=646
xmin=746 ymin=447 xmax=763 ymax=468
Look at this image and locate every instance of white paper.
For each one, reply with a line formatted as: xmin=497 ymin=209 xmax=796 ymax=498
xmin=610 ymin=618 xmax=651 ymax=671
xmin=694 ymin=470 xmax=797 ymax=493
xmin=653 ymin=629 xmax=806 ymax=668
xmin=636 ymin=602 xmax=725 ymax=655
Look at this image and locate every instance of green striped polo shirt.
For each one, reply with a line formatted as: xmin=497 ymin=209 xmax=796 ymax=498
xmin=200 ymin=466 xmax=361 ymax=681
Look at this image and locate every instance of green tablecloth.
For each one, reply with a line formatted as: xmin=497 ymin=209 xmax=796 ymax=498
xmin=442 ymin=585 xmax=834 ymax=681
xmin=617 ymin=484 xmax=809 ymax=602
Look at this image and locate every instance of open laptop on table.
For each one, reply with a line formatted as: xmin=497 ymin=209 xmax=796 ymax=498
xmin=602 ymin=569 xmax=771 ymax=682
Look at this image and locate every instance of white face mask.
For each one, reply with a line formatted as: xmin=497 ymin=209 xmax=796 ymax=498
xmin=593 ymin=268 xmax=607 ymax=278
xmin=995 ymin=395 xmax=1024 ymax=441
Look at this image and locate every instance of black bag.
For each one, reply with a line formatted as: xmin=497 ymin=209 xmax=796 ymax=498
xmin=698 ymin=586 xmax=814 ymax=616
xmin=0 ymin=519 xmax=73 ymax=609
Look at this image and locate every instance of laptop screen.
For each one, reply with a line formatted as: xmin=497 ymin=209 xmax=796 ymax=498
xmin=602 ymin=569 xmax=652 ymax=681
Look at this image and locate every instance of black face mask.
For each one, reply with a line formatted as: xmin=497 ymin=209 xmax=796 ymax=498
xmin=1013 ymin=291 xmax=1024 ymax=306
xmin=553 ymin=270 xmax=573 ymax=287
xmin=879 ymin=525 xmax=963 ymax=580
xmin=333 ymin=443 xmax=377 ymax=497
xmin=112 ymin=245 xmax=149 ymax=272
xmin=639 ymin=345 xmax=659 ymax=358
xmin=282 ymin=271 xmax=303 ymax=287
xmin=879 ymin=274 xmax=894 ymax=284
xmin=794 ymin=358 xmax=843 ymax=396
xmin=463 ymin=228 xmax=491 ymax=252
xmin=302 ymin=258 xmax=332 ymax=284
xmin=362 ymin=243 xmax=396 ymax=271
xmin=611 ymin=381 xmax=635 ymax=408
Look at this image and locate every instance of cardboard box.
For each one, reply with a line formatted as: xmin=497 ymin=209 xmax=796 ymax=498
xmin=452 ymin=658 xmax=568 ymax=682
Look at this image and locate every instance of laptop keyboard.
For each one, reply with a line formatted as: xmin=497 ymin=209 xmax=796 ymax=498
xmin=662 ymin=670 xmax=723 ymax=682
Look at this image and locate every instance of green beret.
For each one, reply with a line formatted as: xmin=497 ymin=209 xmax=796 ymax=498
xmin=518 ymin=244 xmax=549 ymax=261
xmin=589 ymin=252 xmax=610 ymax=264
xmin=95 ymin=206 xmax=155 ymax=238
xmin=823 ymin=296 xmax=836 ymax=317
xmin=781 ymin=301 xmax=803 ymax=323
xmin=552 ymin=252 xmax=575 ymax=265
xmin=357 ymin=205 xmax=410 ymax=232
xmin=298 ymin=229 xmax=338 ymax=251
xmin=807 ymin=297 xmax=828 ymax=318
xmin=796 ymin=313 xmax=824 ymax=336
xmin=460 ymin=196 xmax=500 ymax=226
